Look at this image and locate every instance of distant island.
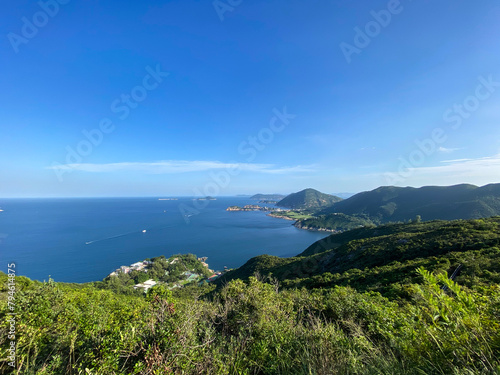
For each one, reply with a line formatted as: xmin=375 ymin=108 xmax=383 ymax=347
xmin=250 ymin=193 xmax=286 ymax=200
xmin=226 ymin=205 xmax=289 ymax=213
xmin=195 ymin=196 xmax=217 ymax=201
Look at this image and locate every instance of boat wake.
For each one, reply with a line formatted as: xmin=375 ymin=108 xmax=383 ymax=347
xmin=85 ymin=230 xmax=144 ymax=245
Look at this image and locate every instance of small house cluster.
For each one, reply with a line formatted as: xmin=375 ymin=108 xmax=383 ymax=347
xmin=107 ymin=255 xmax=226 ymax=292
xmin=108 ymin=260 xmax=153 ymax=277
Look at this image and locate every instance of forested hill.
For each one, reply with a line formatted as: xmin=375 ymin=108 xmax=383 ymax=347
xmin=216 ymin=217 xmax=500 ymax=296
xmin=321 ymin=183 xmax=500 ymax=222
xmin=276 ymin=188 xmax=343 ymax=210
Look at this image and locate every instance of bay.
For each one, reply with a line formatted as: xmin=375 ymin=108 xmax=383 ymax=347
xmin=0 ymin=197 xmax=327 ymax=283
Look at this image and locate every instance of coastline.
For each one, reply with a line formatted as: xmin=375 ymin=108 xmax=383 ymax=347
xmin=266 ymin=212 xmax=337 ymax=233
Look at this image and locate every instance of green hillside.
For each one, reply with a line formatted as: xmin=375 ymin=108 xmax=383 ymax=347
xmin=218 ymin=217 xmax=500 ymax=296
xmin=294 ymin=213 xmax=375 ymax=232
xmin=276 ymin=188 xmax=343 ymax=210
xmin=322 ymin=183 xmax=500 ymax=222
xmin=2 ymin=218 xmax=500 ymax=374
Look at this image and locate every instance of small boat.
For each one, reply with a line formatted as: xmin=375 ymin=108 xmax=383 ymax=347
xmin=142 ymin=230 xmax=147 ymax=233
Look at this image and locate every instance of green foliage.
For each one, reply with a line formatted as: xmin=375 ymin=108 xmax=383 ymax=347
xmin=321 ymin=183 xmax=500 ymax=223
xmin=2 ymin=218 xmax=500 ymax=373
xmin=1 ymin=269 xmax=499 ymax=374
xmin=221 ymin=218 xmax=500 ymax=299
xmin=295 ymin=212 xmax=375 ymax=232
xmin=99 ymin=253 xmax=212 ymax=294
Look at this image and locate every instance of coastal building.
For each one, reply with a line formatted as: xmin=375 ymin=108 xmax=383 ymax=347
xmin=133 ymin=279 xmax=157 ymax=292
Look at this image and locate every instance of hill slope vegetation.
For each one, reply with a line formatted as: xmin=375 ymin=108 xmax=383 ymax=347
xmin=2 ymin=219 xmax=500 ymax=374
xmin=277 ymin=188 xmax=343 ymax=210
xmin=322 ymin=183 xmax=500 ymax=223
xmin=218 ymin=217 xmax=500 ymax=296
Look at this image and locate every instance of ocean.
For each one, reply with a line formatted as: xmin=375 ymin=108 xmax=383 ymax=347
xmin=0 ymin=197 xmax=328 ymax=283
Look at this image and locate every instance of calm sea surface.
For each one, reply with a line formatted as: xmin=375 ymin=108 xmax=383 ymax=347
xmin=0 ymin=197 xmax=327 ymax=283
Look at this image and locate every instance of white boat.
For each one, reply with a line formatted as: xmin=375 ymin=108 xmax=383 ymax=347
xmin=142 ymin=230 xmax=147 ymax=233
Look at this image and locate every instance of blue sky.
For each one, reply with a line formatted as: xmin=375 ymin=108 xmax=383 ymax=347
xmin=1 ymin=0 xmax=500 ymax=197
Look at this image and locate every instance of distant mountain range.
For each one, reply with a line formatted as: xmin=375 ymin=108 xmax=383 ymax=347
xmin=276 ymin=188 xmax=343 ymax=210
xmin=265 ymin=184 xmax=500 ymax=232
xmin=321 ymin=183 xmax=500 ymax=223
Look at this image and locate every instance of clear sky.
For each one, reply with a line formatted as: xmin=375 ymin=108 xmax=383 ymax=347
xmin=1 ymin=0 xmax=500 ymax=197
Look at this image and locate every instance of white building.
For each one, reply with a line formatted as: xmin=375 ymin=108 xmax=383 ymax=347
xmin=133 ymin=279 xmax=157 ymax=292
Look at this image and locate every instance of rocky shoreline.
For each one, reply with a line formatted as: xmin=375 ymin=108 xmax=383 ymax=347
xmin=293 ymin=222 xmax=337 ymax=233
xmin=266 ymin=213 xmax=295 ymax=221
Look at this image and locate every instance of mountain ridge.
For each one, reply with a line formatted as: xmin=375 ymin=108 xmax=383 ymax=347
xmin=320 ymin=183 xmax=500 ymax=222
xmin=276 ymin=188 xmax=343 ymax=210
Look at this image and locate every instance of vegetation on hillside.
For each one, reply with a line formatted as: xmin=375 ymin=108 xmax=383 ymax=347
xmin=294 ymin=213 xmax=375 ymax=232
xmin=276 ymin=188 xmax=343 ymax=210
xmin=1 ymin=268 xmax=499 ymax=374
xmin=1 ymin=218 xmax=500 ymax=374
xmin=321 ymin=183 xmax=500 ymax=223
xmin=271 ymin=184 xmax=500 ymax=233
xmin=219 ymin=218 xmax=500 ymax=297
xmin=96 ymin=254 xmax=213 ymax=295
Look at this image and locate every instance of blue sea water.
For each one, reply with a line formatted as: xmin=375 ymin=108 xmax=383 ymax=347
xmin=0 ymin=197 xmax=327 ymax=283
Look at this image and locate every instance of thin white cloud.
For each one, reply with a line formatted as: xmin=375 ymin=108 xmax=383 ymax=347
xmin=438 ymin=146 xmax=462 ymax=153
xmin=410 ymin=154 xmax=500 ymax=178
xmin=381 ymin=154 xmax=500 ymax=187
xmin=46 ymin=160 xmax=317 ymax=175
